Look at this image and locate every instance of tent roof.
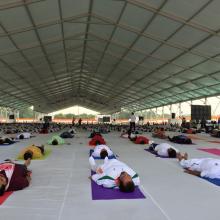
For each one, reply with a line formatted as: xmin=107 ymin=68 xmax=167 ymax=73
xmin=1 ymin=0 xmax=220 ymax=113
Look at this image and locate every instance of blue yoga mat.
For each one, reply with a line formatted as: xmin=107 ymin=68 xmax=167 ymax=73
xmin=89 ymin=149 xmax=117 ymax=159
xmin=202 ymin=177 xmax=220 ymax=186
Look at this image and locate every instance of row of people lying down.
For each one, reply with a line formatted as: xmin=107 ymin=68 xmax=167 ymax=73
xmin=0 ymin=129 xmax=77 ymax=145
xmin=0 ymin=131 xmax=75 ymax=196
xmin=89 ymin=143 xmax=220 ymax=193
xmin=1 ymin=140 xmax=220 ymax=196
xmin=0 ymin=123 xmax=70 ymax=135
xmin=123 ymin=130 xmax=192 ymax=145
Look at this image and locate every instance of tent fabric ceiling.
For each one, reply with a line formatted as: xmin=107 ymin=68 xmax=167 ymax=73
xmin=1 ymin=0 xmax=220 ymax=113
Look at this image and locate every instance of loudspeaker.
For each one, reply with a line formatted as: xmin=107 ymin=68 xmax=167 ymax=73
xmin=191 ymin=105 xmax=211 ymax=122
xmin=44 ymin=116 xmax=52 ymax=122
xmin=103 ymin=116 xmax=110 ymax=122
xmin=9 ymin=115 xmax=15 ymax=120
xmin=171 ymin=113 xmax=175 ymax=119
xmin=139 ymin=116 xmax=144 ymax=121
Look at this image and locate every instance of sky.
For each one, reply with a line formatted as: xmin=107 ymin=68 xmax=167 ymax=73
xmin=49 ymin=105 xmax=99 ymax=116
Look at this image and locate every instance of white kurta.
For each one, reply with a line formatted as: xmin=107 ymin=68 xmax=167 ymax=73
xmin=92 ymin=159 xmax=140 ymax=188
xmin=92 ymin=144 xmax=113 ymax=157
xmin=16 ymin=132 xmax=31 ymax=139
xmin=180 ymin=158 xmax=220 ymax=179
xmin=155 ymin=143 xmax=179 ymax=157
xmin=130 ymin=115 xmax=136 ymax=123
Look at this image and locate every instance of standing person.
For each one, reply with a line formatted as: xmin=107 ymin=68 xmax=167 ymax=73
xmin=78 ymin=118 xmax=82 ymax=126
xmin=72 ymin=117 xmax=75 ymax=126
xmin=129 ymin=112 xmax=136 ymax=132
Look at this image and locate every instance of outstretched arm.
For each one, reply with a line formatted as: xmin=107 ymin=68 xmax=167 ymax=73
xmin=184 ymin=169 xmax=201 ymax=177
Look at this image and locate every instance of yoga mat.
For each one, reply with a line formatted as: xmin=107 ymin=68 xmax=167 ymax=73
xmin=89 ymin=149 xmax=117 ymax=159
xmin=91 ymin=171 xmax=145 ymax=200
xmin=17 ymin=148 xmax=52 ymax=160
xmin=208 ymin=141 xmax=220 ymax=144
xmin=197 ymin=148 xmax=220 ymax=156
xmin=187 ymin=135 xmax=204 ymax=140
xmin=144 ymin=149 xmax=169 ymax=158
xmin=0 ymin=192 xmax=13 ymax=205
xmin=0 ymin=141 xmax=18 ymax=146
xmin=202 ymin=177 xmax=220 ymax=186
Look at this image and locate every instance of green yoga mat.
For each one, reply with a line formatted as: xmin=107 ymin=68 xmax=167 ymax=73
xmin=17 ymin=148 xmax=52 ymax=160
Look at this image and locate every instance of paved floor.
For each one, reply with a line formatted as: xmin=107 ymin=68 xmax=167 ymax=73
xmin=0 ymin=130 xmax=220 ymax=220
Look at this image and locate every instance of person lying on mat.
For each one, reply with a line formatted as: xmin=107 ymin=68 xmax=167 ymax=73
xmin=16 ymin=132 xmax=32 ymax=139
xmin=0 ymin=158 xmax=32 ymax=196
xmin=92 ymin=144 xmax=114 ymax=159
xmin=68 ymin=128 xmax=76 ymax=134
xmin=60 ymin=131 xmax=74 ymax=139
xmin=47 ymin=135 xmax=65 ymax=145
xmin=177 ymin=153 xmax=220 ymax=178
xmin=89 ymin=157 xmax=140 ymax=192
xmin=168 ymin=135 xmax=192 ymax=144
xmin=0 ymin=136 xmax=15 ymax=145
xmin=152 ymin=127 xmax=167 ymax=139
xmin=120 ymin=129 xmax=136 ymax=139
xmin=18 ymin=144 xmax=45 ymax=160
xmin=149 ymin=143 xmax=179 ymax=158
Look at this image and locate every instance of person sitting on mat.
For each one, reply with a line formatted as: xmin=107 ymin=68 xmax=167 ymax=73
xmin=149 ymin=142 xmax=179 ymax=158
xmin=177 ymin=152 xmax=220 ymax=179
xmin=0 ymin=158 xmax=32 ymax=196
xmin=92 ymin=144 xmax=114 ymax=159
xmin=47 ymin=135 xmax=65 ymax=145
xmin=0 ymin=136 xmax=15 ymax=145
xmin=168 ymin=135 xmax=192 ymax=144
xmin=89 ymin=157 xmax=140 ymax=192
xmin=18 ymin=144 xmax=45 ymax=160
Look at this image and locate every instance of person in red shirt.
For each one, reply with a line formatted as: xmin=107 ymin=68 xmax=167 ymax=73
xmin=0 ymin=158 xmax=31 ymax=196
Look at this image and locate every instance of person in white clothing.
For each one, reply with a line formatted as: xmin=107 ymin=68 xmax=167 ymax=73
xmin=89 ymin=157 xmax=140 ymax=192
xmin=149 ymin=143 xmax=179 ymax=158
xmin=177 ymin=153 xmax=220 ymax=178
xmin=129 ymin=112 xmax=136 ymax=132
xmin=68 ymin=128 xmax=76 ymax=134
xmin=16 ymin=132 xmax=32 ymax=139
xmin=92 ymin=144 xmax=114 ymax=159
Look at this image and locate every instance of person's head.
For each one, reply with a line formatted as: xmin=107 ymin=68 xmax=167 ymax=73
xmin=38 ymin=145 xmax=45 ymax=154
xmin=131 ymin=112 xmax=134 ymax=115
xmin=186 ymin=139 xmax=192 ymax=144
xmin=24 ymin=150 xmax=33 ymax=160
xmin=52 ymin=139 xmax=58 ymax=145
xmin=118 ymin=171 xmax=135 ymax=193
xmin=100 ymin=149 xmax=108 ymax=159
xmin=168 ymin=148 xmax=177 ymax=158
xmin=95 ymin=140 xmax=101 ymax=145
xmin=0 ymin=171 xmax=8 ymax=196
xmin=0 ymin=184 xmax=6 ymax=196
xmin=140 ymin=140 xmax=145 ymax=144
xmin=19 ymin=134 xmax=24 ymax=139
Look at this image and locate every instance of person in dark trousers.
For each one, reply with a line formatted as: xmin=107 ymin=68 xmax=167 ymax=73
xmin=129 ymin=112 xmax=136 ymax=132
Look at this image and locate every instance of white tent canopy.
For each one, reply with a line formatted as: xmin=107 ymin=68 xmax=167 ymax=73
xmin=1 ymin=0 xmax=220 ymax=113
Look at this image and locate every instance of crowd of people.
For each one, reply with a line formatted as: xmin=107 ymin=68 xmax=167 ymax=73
xmin=1 ymin=114 xmax=220 ymax=197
